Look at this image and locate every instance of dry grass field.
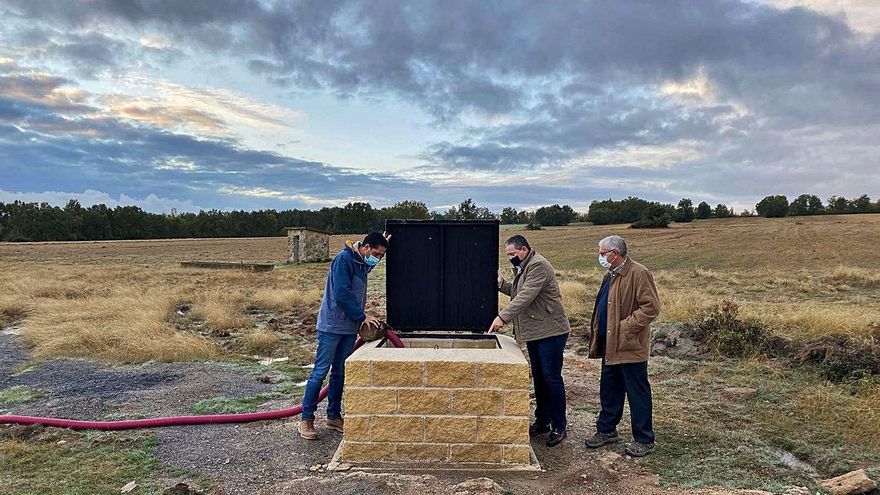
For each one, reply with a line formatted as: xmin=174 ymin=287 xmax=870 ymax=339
xmin=1 ymin=215 xmax=879 ymax=493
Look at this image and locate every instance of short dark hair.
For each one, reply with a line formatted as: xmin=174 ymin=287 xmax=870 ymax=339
xmin=363 ymin=232 xmax=389 ymax=249
xmin=505 ymin=235 xmax=530 ymax=250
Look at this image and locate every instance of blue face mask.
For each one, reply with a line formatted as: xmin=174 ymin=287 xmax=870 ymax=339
xmin=365 ymin=254 xmax=381 ymax=267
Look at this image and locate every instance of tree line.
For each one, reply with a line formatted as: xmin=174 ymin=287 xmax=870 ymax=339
xmin=1 ymin=193 xmax=876 ymax=241
xmin=0 ymin=198 xmax=579 ymax=241
xmin=587 ymin=193 xmax=879 ymax=228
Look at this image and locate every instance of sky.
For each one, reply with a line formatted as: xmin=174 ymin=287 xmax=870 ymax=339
xmin=0 ymin=0 xmax=878 ymax=214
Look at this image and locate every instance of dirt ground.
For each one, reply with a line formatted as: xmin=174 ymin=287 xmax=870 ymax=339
xmin=2 ymin=327 xmax=764 ymax=495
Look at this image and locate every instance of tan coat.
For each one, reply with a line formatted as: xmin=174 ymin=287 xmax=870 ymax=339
xmin=588 ymin=258 xmax=660 ymax=365
xmin=499 ymin=250 xmax=571 ymax=343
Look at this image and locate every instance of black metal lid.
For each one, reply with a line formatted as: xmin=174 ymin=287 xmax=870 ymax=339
xmin=384 ymin=219 xmax=499 ymax=332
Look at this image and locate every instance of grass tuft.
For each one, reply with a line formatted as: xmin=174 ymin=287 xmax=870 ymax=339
xmin=0 ymin=386 xmax=43 ymax=405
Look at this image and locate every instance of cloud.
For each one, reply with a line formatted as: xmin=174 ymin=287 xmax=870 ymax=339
xmin=0 ymin=188 xmax=200 ymax=213
xmin=1 ymin=0 xmax=879 ymax=210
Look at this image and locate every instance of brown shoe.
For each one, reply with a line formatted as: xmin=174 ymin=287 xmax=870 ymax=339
xmin=326 ymin=417 xmax=344 ymax=433
xmin=298 ymin=419 xmax=318 ymax=440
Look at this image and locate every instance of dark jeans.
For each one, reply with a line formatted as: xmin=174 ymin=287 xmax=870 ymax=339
xmin=301 ymin=331 xmax=357 ymax=421
xmin=526 ymin=332 xmax=568 ymax=431
xmin=596 ymin=360 xmax=655 ymax=444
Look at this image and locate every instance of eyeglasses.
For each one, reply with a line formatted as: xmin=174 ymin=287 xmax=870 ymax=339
xmin=599 ymin=250 xmax=615 ymax=257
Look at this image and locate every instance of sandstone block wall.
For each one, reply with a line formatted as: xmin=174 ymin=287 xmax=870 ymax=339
xmin=341 ymin=334 xmax=533 ymax=466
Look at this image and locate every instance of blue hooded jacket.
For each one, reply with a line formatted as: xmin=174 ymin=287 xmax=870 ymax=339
xmin=316 ymin=241 xmax=374 ymax=335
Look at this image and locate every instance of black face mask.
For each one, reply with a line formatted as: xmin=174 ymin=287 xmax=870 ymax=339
xmin=509 ymin=255 xmax=522 ymax=267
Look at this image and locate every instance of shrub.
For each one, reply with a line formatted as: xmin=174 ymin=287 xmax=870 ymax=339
xmin=692 ymin=301 xmax=771 ymax=358
xmin=795 ymin=330 xmax=880 ymax=382
xmin=631 ymin=204 xmax=671 ymax=228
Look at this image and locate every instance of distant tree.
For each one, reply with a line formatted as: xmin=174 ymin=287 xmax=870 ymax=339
xmin=517 ymin=210 xmax=533 ymax=224
xmin=826 ymin=196 xmax=851 ymax=214
xmin=631 ymin=203 xmax=671 ymax=228
xmin=535 ymin=204 xmax=578 ymax=226
xmin=500 ymin=207 xmax=520 ymax=224
xmin=382 ymin=200 xmax=430 ymax=221
xmin=696 ymin=201 xmax=712 ymax=219
xmin=444 ymin=198 xmax=495 ymax=220
xmin=740 ymin=209 xmax=754 ymax=217
xmin=714 ymin=204 xmax=734 ymax=218
xmin=755 ymin=195 xmax=789 ymax=218
xmin=674 ymin=198 xmax=695 ymax=222
xmin=788 ymin=194 xmax=824 ymax=216
xmin=851 ymin=194 xmax=872 ymax=213
xmin=586 ymin=196 xmax=663 ymax=225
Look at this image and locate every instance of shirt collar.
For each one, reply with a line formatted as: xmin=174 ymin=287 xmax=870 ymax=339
xmin=610 ymin=256 xmax=628 ymax=276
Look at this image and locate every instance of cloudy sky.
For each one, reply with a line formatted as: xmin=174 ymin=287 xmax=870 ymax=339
xmin=1 ymin=0 xmax=878 ymax=214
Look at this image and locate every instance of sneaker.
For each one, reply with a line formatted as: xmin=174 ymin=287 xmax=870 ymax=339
xmin=326 ymin=417 xmax=344 ymax=433
xmin=529 ymin=422 xmax=551 ymax=437
xmin=547 ymin=429 xmax=567 ymax=447
xmin=625 ymin=442 xmax=655 ymax=457
xmin=584 ymin=430 xmax=620 ymax=448
xmin=298 ymin=419 xmax=318 ymax=440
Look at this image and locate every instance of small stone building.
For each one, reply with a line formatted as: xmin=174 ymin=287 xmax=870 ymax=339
xmin=285 ymin=227 xmax=329 ymax=263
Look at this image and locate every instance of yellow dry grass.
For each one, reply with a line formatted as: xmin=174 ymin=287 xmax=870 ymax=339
xmin=241 ymin=330 xmax=282 ymax=355
xmin=796 ymin=383 xmax=880 ymax=448
xmin=193 ymin=292 xmax=251 ymax=332
xmin=823 ymin=265 xmax=880 ymax=287
xmin=559 ymin=280 xmax=590 ymax=316
xmin=249 ymin=288 xmax=323 ymax=312
xmin=0 ymin=256 xmax=327 ymax=362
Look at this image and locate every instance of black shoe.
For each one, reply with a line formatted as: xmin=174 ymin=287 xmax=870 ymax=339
xmin=584 ymin=430 xmax=620 ymax=448
xmin=529 ymin=422 xmax=551 ymax=437
xmin=625 ymin=442 xmax=655 ymax=457
xmin=547 ymin=429 xmax=567 ymax=447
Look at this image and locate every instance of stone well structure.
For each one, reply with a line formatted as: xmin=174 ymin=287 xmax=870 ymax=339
xmin=285 ymin=227 xmax=329 ymax=263
xmin=337 ymin=333 xmax=536 ymax=469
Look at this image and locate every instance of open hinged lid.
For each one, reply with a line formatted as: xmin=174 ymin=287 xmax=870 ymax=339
xmin=384 ymin=219 xmax=500 ymax=333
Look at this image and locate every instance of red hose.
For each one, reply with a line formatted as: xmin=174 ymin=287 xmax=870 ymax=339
xmin=0 ymin=330 xmax=405 ymax=430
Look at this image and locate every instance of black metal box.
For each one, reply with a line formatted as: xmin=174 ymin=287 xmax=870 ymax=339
xmin=384 ymin=219 xmax=499 ymax=333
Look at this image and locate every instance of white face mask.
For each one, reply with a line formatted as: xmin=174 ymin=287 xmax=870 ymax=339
xmin=598 ymin=253 xmax=613 ymax=269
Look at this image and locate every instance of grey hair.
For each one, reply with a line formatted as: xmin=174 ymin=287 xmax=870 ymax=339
xmin=599 ymin=235 xmax=628 ymax=257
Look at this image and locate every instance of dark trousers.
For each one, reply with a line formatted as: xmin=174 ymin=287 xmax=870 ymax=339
xmin=596 ymin=360 xmax=655 ymax=444
xmin=526 ymin=332 xmax=568 ymax=431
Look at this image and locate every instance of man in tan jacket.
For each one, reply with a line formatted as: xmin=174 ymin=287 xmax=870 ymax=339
xmin=489 ymin=235 xmax=571 ymax=447
xmin=585 ymin=235 xmax=660 ymax=457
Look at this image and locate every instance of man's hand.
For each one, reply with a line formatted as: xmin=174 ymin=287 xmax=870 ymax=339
xmin=363 ymin=315 xmax=380 ymax=329
xmin=497 ymin=270 xmax=504 ymax=288
xmin=488 ymin=316 xmax=505 ymax=333
xmin=382 ymin=231 xmax=392 ymax=244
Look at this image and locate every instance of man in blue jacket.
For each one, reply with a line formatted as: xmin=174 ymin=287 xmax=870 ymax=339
xmin=299 ymin=231 xmax=390 ymax=440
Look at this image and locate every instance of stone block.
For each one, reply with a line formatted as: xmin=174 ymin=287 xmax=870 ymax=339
xmin=478 ymin=417 xmax=529 ymax=444
xmin=370 ymin=415 xmax=424 ymax=442
xmin=372 ymin=360 xmax=423 ymax=387
xmin=426 ymin=361 xmax=478 ymax=388
xmin=450 ymin=443 xmax=502 ymax=463
xmin=398 ymin=388 xmax=451 ymax=414
xmin=503 ymin=390 xmax=530 ymax=416
xmin=424 ymin=416 xmax=478 ymax=443
xmin=479 ymin=363 xmax=530 ymax=389
xmin=452 ymin=389 xmax=503 ymax=416
xmin=344 ymin=388 xmax=397 ymax=415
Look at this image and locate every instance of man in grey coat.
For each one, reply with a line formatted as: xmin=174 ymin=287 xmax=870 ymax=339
xmin=489 ymin=235 xmax=571 ymax=447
